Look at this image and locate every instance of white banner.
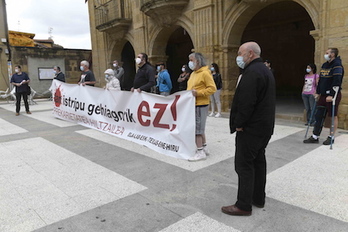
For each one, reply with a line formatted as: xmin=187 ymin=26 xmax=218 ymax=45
xmin=50 ymin=80 xmax=196 ymax=159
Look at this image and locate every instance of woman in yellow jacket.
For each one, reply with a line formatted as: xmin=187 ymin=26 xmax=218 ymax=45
xmin=187 ymin=52 xmax=217 ymax=161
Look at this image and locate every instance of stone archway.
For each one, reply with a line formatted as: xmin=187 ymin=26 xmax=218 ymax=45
xmin=221 ymin=0 xmax=318 ymax=112
xmin=149 ymin=25 xmax=194 ymax=93
xmin=242 ymin=1 xmax=315 ymax=100
xmin=121 ymin=41 xmax=136 ymax=91
xmin=165 ymin=27 xmax=194 ymax=93
xmin=110 ymin=40 xmax=136 ymax=91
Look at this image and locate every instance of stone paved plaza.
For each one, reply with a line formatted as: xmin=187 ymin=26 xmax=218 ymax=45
xmin=0 ymin=99 xmax=347 ymax=232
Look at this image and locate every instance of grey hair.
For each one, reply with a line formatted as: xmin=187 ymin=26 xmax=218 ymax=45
xmin=189 ymin=52 xmax=206 ymax=67
xmin=81 ymin=60 xmax=89 ymax=67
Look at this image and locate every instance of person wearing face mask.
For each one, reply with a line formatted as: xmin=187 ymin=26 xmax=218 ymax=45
xmin=104 ymin=69 xmax=120 ymax=90
xmin=78 ymin=60 xmax=96 ymax=86
xmin=304 ymin=48 xmax=344 ymax=145
xmin=221 ymin=42 xmax=275 ymax=216
xmin=156 ymin=62 xmax=172 ymax=96
xmin=301 ymin=63 xmax=319 ymax=126
xmin=53 ymin=66 xmax=65 ymax=82
xmin=10 ymin=65 xmax=31 ymax=116
xmin=177 ymin=64 xmax=191 ymax=91
xmin=131 ymin=53 xmax=156 ymax=93
xmin=209 ymin=63 xmax=223 ymax=118
xmin=186 ymin=53 xmax=217 ymax=162
xmin=112 ymin=60 xmax=124 ymax=90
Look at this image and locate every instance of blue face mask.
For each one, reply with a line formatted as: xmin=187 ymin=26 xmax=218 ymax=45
xmin=157 ymin=66 xmax=161 ymax=72
xmin=236 ymin=56 xmax=245 ymax=69
xmin=210 ymin=67 xmax=215 ymax=72
xmin=80 ymin=66 xmax=84 ymax=71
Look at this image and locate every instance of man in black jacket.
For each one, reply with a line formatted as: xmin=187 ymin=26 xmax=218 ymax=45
xmin=131 ymin=53 xmax=156 ymax=93
xmin=53 ymin=66 xmax=65 ymax=82
xmin=221 ymin=42 xmax=276 ymax=216
xmin=303 ymin=48 xmax=344 ymax=145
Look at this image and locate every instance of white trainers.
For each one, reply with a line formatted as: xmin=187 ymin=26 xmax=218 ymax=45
xmin=209 ymin=112 xmax=214 ymax=117
xmin=215 ymin=113 xmax=221 ymax=118
xmin=188 ymin=149 xmax=206 ymax=162
xmin=203 ymin=146 xmax=211 ymax=156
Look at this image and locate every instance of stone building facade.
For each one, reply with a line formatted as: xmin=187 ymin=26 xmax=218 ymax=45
xmin=10 ymin=47 xmax=91 ymax=94
xmin=87 ymin=0 xmax=348 ymax=129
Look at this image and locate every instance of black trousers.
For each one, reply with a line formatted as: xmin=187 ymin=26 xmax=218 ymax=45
xmin=234 ymin=131 xmax=271 ymax=211
xmin=15 ymin=91 xmax=30 ymax=113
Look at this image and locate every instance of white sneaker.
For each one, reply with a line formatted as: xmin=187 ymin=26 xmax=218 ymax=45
xmin=203 ymin=146 xmax=211 ymax=156
xmin=209 ymin=112 xmax=214 ymax=117
xmin=188 ymin=149 xmax=206 ymax=162
xmin=215 ymin=113 xmax=221 ymax=118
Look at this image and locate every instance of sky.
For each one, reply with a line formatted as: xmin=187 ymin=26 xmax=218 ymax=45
xmin=5 ymin=0 xmax=91 ymax=49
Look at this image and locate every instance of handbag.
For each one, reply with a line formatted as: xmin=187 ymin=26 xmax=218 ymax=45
xmin=26 ymin=85 xmax=31 ymax=95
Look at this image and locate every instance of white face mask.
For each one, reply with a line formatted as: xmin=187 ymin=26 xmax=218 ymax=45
xmin=306 ymin=68 xmax=311 ymax=73
xmin=15 ymin=68 xmax=19 ymax=73
xmin=236 ymin=56 xmax=245 ymax=69
xmin=188 ymin=61 xmax=196 ymax=70
xmin=324 ymin=54 xmax=330 ymax=61
xmin=157 ymin=66 xmax=161 ymax=72
xmin=113 ymin=63 xmax=117 ymax=67
xmin=135 ymin=58 xmax=142 ymax=65
xmin=181 ymin=68 xmax=185 ymax=72
xmin=80 ymin=66 xmax=84 ymax=71
xmin=105 ymin=74 xmax=113 ymax=81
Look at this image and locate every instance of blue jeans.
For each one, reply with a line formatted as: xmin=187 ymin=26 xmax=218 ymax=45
xmin=302 ymin=93 xmax=316 ymax=123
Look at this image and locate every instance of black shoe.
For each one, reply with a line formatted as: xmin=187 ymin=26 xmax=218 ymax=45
xmin=323 ymin=136 xmax=334 ymax=145
xmin=303 ymin=136 xmax=319 ymax=144
xmin=252 ymin=202 xmax=265 ymax=208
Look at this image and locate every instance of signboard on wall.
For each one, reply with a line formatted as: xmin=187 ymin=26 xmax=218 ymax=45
xmin=38 ymin=67 xmax=55 ymax=80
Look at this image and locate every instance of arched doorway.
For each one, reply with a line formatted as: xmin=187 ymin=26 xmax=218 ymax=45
xmin=241 ymin=1 xmax=315 ymax=101
xmin=165 ymin=27 xmax=194 ymax=93
xmin=121 ymin=41 xmax=136 ymax=91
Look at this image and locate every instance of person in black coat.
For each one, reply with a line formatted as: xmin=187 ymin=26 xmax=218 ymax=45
xmin=221 ymin=42 xmax=276 ymax=216
xmin=53 ymin=66 xmax=65 ymax=82
xmin=131 ymin=53 xmax=156 ymax=93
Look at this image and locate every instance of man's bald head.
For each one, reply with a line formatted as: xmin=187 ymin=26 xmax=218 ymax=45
xmin=240 ymin=42 xmax=261 ymax=57
xmin=247 ymin=42 xmax=261 ymax=56
xmin=237 ymin=42 xmax=261 ymax=68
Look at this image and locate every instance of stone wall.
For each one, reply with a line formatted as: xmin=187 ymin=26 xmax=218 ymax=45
xmin=11 ymin=47 xmax=91 ymax=94
xmin=87 ymin=0 xmax=348 ymax=129
xmin=324 ymin=0 xmax=348 ymax=129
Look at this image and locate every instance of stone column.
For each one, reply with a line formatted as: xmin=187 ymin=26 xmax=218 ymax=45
xmin=220 ymin=45 xmax=239 ymax=112
xmin=192 ymin=1 xmax=214 ymax=58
